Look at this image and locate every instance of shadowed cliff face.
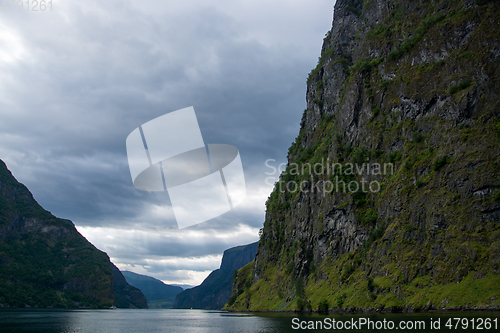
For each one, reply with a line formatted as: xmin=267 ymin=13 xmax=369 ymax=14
xmin=174 ymin=242 xmax=258 ymax=310
xmin=110 ymin=263 xmax=148 ymax=309
xmin=0 ymin=160 xmax=147 ymax=309
xmin=227 ymin=0 xmax=500 ymax=312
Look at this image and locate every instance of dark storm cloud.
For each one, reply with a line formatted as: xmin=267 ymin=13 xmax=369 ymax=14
xmin=0 ymin=0 xmax=335 ymax=283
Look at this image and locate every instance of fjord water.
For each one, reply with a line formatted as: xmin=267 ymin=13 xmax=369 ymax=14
xmin=0 ymin=309 xmax=498 ymax=333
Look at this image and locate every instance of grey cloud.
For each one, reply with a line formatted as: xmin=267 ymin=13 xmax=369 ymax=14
xmin=0 ymin=0 xmax=335 ymax=278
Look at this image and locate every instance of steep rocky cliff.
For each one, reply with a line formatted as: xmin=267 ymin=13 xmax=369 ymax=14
xmin=226 ymin=0 xmax=500 ymax=312
xmin=0 ymin=160 xmax=147 ymax=308
xmin=174 ymin=242 xmax=258 ymax=310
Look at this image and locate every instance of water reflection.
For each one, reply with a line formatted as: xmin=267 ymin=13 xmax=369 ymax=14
xmin=0 ymin=309 xmax=498 ymax=333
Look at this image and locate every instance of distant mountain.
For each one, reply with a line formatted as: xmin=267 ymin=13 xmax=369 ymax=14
xmin=122 ymin=271 xmax=183 ymax=308
xmin=111 ymin=265 xmax=148 ymax=309
xmin=172 ymin=284 xmax=193 ymax=290
xmin=173 ymin=242 xmax=258 ymax=310
xmin=0 ymin=160 xmax=147 ymax=308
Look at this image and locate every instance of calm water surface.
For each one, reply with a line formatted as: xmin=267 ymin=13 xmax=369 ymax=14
xmin=0 ymin=309 xmax=498 ymax=333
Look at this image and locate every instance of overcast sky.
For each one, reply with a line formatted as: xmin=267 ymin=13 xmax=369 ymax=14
xmin=0 ymin=0 xmax=335 ymax=286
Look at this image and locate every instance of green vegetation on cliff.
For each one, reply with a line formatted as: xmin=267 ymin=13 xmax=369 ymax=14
xmin=225 ymin=0 xmax=500 ymax=312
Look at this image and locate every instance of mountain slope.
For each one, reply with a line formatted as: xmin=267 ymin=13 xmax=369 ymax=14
xmin=174 ymin=242 xmax=258 ymax=310
xmin=123 ymin=271 xmax=183 ymax=308
xmin=0 ymin=160 xmax=147 ymax=308
xmin=226 ymin=0 xmax=500 ymax=312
